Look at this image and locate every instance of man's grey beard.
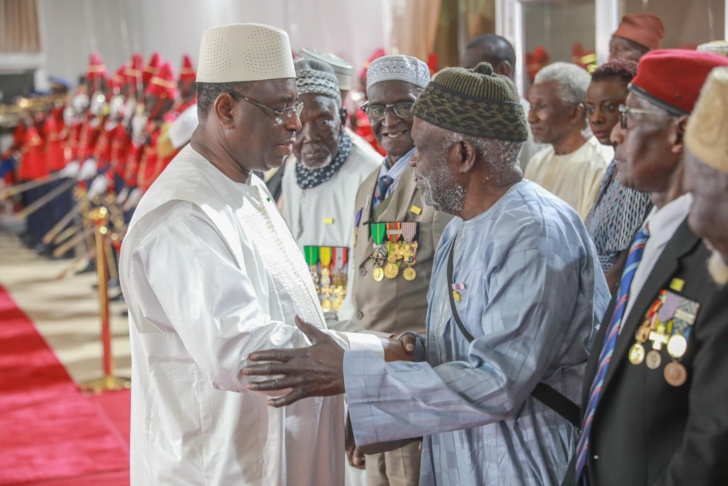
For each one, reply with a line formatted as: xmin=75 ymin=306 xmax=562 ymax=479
xmin=707 ymin=250 xmax=728 ymax=286
xmin=420 ymin=167 xmax=465 ymax=215
xmin=300 ymin=153 xmax=334 ymax=171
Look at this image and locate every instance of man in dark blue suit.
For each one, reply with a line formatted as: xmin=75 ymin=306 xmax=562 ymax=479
xmin=564 ymin=50 xmax=728 ymax=486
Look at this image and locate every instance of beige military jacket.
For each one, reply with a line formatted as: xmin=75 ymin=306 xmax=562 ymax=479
xmin=348 ymin=164 xmax=453 ymax=335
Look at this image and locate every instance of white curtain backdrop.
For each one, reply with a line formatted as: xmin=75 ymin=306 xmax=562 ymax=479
xmin=37 ymin=0 xmax=391 ymax=89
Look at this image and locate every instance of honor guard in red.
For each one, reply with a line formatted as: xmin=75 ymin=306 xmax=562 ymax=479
xmin=137 ymin=61 xmax=178 ymax=192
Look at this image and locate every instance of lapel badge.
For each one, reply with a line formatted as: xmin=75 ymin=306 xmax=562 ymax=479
xmin=669 ymin=278 xmax=685 ymax=292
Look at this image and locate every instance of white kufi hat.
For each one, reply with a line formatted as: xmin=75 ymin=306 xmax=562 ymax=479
xmin=366 ymin=55 xmax=430 ymax=91
xmin=197 ymin=23 xmax=295 ymax=83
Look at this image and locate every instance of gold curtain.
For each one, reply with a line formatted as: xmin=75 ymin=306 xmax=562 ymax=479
xmin=433 ymin=0 xmax=495 ymax=70
xmin=389 ymin=0 xmax=443 ymax=61
xmin=0 ymin=0 xmax=41 ymax=53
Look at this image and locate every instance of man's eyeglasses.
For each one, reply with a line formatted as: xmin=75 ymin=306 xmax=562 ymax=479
xmin=229 ymin=91 xmax=303 ymax=126
xmin=361 ymin=101 xmax=415 ymax=121
xmin=618 ymin=104 xmax=673 ymax=130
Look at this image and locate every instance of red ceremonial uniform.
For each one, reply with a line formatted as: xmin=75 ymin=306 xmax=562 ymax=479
xmin=42 ymin=115 xmax=67 ymax=171
xmin=18 ymin=126 xmax=48 ymax=181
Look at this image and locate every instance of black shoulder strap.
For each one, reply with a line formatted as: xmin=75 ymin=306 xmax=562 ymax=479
xmin=447 ymin=239 xmax=581 ymax=430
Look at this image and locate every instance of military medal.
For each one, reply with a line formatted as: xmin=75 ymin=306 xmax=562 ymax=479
xmin=319 ymin=247 xmax=333 ymax=287
xmin=304 ymin=246 xmax=320 ymax=291
xmin=332 ymin=247 xmax=348 ymax=311
xmin=645 ymin=349 xmax=662 ymax=369
xmin=384 ymin=246 xmax=400 ymax=278
xmin=319 ymin=247 xmax=334 ymax=311
xmin=384 ymin=223 xmax=402 ymax=279
xmin=370 ymin=223 xmax=387 ymax=282
xmin=401 ymin=222 xmax=418 ymax=281
xmin=628 ymin=343 xmax=645 ymax=365
xmin=666 ymin=334 xmax=687 ymax=359
xmin=664 ymin=361 xmax=687 ymax=387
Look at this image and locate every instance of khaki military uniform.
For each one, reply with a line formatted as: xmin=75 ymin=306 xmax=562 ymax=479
xmin=349 ymin=164 xmax=452 ymax=486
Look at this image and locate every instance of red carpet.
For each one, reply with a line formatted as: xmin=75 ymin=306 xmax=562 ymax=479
xmin=0 ymin=285 xmax=129 ymax=485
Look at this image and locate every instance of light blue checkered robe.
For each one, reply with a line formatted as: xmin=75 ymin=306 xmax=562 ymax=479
xmin=343 ymin=180 xmax=611 ymax=485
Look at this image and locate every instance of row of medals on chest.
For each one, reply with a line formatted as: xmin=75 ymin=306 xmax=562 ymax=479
xmin=628 ymin=289 xmax=696 ymax=387
xmin=307 ymin=247 xmax=348 ymax=313
xmin=371 ymin=222 xmax=419 ymax=282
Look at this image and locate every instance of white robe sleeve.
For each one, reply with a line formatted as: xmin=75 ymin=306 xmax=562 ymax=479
xmin=126 ymin=203 xmax=381 ymax=393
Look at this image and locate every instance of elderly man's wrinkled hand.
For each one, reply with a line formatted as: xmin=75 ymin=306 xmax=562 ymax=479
xmin=243 ymin=316 xmax=345 ymax=407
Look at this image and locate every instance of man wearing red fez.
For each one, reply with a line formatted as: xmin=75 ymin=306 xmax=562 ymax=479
xmin=176 ymin=54 xmax=197 ymax=113
xmin=142 ymin=51 xmax=161 ymax=90
xmin=609 ymin=13 xmax=664 ymax=62
xmin=138 ymin=61 xmax=178 ymax=192
xmin=564 ymin=49 xmax=728 ymax=486
xmin=17 ymin=121 xmax=50 ymax=249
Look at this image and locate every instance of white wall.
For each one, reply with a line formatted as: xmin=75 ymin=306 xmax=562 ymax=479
xmin=37 ymin=0 xmax=391 ymax=89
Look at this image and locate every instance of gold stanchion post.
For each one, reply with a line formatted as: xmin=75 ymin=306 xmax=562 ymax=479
xmin=81 ymin=206 xmax=131 ymax=393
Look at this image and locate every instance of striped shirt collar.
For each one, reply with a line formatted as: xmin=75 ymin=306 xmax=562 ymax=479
xmin=377 ymin=148 xmax=414 ymax=198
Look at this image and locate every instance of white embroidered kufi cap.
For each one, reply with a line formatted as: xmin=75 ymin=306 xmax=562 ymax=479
xmin=697 ymin=40 xmax=728 ymax=57
xmin=299 ymin=48 xmax=353 ymax=90
xmin=685 ymin=67 xmax=728 ymax=173
xmin=197 ymin=23 xmax=295 ymax=83
xmin=366 ymin=55 xmax=430 ymax=91
xmin=296 ymin=69 xmax=341 ymax=103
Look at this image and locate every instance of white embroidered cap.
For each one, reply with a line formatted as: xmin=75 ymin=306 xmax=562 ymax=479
xmin=366 ymin=54 xmax=430 ymax=91
xmin=197 ymin=24 xmax=295 ymax=83
xmin=299 ymin=48 xmax=353 ymax=90
xmin=697 ymin=40 xmax=728 ymax=57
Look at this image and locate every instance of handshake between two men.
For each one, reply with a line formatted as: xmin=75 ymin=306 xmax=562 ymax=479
xmin=243 ymin=316 xmax=418 ymax=407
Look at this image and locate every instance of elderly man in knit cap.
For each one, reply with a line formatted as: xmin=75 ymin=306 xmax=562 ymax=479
xmin=609 ymin=13 xmax=664 ymax=62
xmin=685 ymin=67 xmax=728 ymax=285
xmin=525 ymin=62 xmax=612 ymax=219
xmin=119 ymin=24 xmax=412 ymax=486
xmin=244 ymin=62 xmax=610 ymax=486
xmin=565 ymin=50 xmax=728 ymax=486
xmin=280 ymin=58 xmax=380 ymax=319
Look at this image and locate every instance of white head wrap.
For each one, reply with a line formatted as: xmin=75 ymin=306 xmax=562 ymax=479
xmin=197 ymin=24 xmax=295 ymax=83
xmin=366 ymin=55 xmax=430 ymax=91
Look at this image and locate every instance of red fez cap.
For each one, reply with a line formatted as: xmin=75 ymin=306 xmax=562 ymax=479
xmin=124 ymin=53 xmax=143 ymax=84
xmin=179 ymin=54 xmax=196 ymax=82
xmin=630 ymin=49 xmax=728 ymax=115
xmin=146 ymin=61 xmax=178 ymax=99
xmin=87 ymin=51 xmax=108 ymax=81
xmin=143 ymin=52 xmax=161 ymax=84
xmin=613 ymin=14 xmax=664 ymax=51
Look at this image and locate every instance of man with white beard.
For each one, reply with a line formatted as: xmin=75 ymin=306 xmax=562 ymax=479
xmin=280 ymin=58 xmax=380 ymax=320
xmin=684 ymin=67 xmax=728 ymax=284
